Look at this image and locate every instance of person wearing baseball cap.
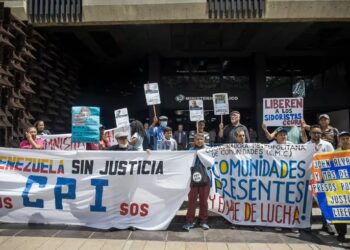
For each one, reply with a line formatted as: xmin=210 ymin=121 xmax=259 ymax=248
xmin=107 ymin=131 xmax=133 ymax=151
xmin=334 ymin=131 xmax=350 ymax=241
xmin=304 ymin=114 xmax=339 ymax=148
xmin=269 ymin=127 xmax=293 ymax=145
xmin=148 ymin=115 xmax=169 ymax=150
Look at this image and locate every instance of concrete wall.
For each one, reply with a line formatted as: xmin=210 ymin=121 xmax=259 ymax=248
xmin=3 ymin=0 xmax=350 ymax=23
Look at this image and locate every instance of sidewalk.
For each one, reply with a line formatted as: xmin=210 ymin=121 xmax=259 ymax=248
xmin=0 ymin=208 xmax=348 ymax=250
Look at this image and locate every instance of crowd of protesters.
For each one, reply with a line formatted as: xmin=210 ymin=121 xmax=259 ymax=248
xmin=18 ymin=111 xmax=350 ymax=241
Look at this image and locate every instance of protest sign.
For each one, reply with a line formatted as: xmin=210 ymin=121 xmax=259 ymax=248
xmin=144 ymin=83 xmax=161 ymax=105
xmin=115 ymin=108 xmax=130 ymax=128
xmin=197 ymin=143 xmax=314 ymax=228
xmin=40 ymin=128 xmax=118 ymax=150
xmin=72 ymin=106 xmax=100 ymax=143
xmin=189 ymin=100 xmax=204 ymax=122
xmin=263 ymin=97 xmax=303 ymax=126
xmin=311 ymin=150 xmax=350 ymax=223
xmin=213 ymin=93 xmax=229 ymax=115
xmin=0 ymin=148 xmax=195 ymax=230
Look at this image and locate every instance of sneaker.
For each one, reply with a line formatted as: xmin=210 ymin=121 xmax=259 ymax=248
xmin=254 ymin=226 xmax=262 ymax=231
xmin=274 ymin=227 xmax=283 ymax=232
xmin=321 ymin=224 xmax=335 ymax=235
xmin=182 ymin=222 xmax=194 ymax=231
xmin=337 ymin=235 xmax=346 ymax=242
xmin=290 ymin=228 xmax=299 ymax=234
xmin=200 ymin=223 xmax=210 ymax=230
xmin=230 ymin=225 xmax=236 ymax=230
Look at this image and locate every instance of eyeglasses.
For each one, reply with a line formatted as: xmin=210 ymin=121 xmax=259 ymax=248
xmin=117 ymin=137 xmax=128 ymax=140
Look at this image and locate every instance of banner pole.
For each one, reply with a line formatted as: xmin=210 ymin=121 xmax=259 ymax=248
xmin=196 ymin=121 xmax=199 ymax=134
xmin=221 ymin=115 xmax=223 ymax=125
xmin=153 ymin=105 xmax=157 ymax=117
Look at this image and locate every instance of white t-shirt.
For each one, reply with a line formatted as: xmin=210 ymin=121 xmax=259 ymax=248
xmin=131 ymin=132 xmax=144 ymax=151
xmin=305 ymin=139 xmax=334 ymax=153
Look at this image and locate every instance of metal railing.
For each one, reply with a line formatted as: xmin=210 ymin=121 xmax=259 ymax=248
xmin=27 ymin=0 xmax=82 ymax=23
xmin=207 ymin=0 xmax=265 ymax=19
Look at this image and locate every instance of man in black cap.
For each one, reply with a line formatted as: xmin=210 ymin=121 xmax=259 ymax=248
xmin=108 ymin=131 xmax=133 ymax=151
xmin=218 ymin=111 xmax=250 ymax=143
xmin=334 ymin=131 xmax=350 ymax=242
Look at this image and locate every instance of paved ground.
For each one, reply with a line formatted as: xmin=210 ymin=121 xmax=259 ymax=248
xmin=0 ymin=209 xmax=348 ymax=250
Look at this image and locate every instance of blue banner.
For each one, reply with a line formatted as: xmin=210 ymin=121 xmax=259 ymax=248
xmin=311 ymin=150 xmax=350 ymax=223
xmin=71 ymin=106 xmax=100 ymax=143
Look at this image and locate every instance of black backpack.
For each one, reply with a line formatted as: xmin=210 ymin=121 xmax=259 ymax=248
xmin=190 ymin=156 xmax=210 ymax=187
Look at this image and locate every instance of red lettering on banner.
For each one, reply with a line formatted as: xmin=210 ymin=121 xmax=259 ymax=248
xmin=0 ymin=197 xmax=13 ymax=209
xmin=265 ymin=98 xmax=303 ymax=109
xmin=119 ymin=203 xmax=149 ymax=216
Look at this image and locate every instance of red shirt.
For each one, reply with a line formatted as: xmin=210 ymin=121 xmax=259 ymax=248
xmin=19 ymin=138 xmax=45 ymax=149
xmin=86 ymin=140 xmax=111 ymax=150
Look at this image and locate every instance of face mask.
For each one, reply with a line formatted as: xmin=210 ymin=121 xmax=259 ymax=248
xmin=160 ymin=121 xmax=167 ymax=127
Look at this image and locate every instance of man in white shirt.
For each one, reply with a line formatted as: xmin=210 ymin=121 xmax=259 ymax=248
xmin=305 ymin=125 xmax=334 ymax=153
xmin=305 ymin=124 xmax=335 ymax=235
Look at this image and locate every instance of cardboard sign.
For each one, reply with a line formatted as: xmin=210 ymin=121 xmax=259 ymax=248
xmin=263 ymin=97 xmax=303 ymax=126
xmin=144 ymin=83 xmax=161 ymax=105
xmin=72 ymin=106 xmax=100 ymax=143
xmin=189 ymin=100 xmax=204 ymax=122
xmin=311 ymin=150 xmax=350 ymax=223
xmin=213 ymin=93 xmax=229 ymax=115
xmin=115 ymin=108 xmax=130 ymax=128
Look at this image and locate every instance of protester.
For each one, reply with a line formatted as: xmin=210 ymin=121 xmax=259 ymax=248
xmin=306 ymin=124 xmax=334 ymax=234
xmin=189 ymin=120 xmax=210 ymax=146
xmin=218 ymin=111 xmax=250 ymax=143
xmin=129 ymin=120 xmax=145 ymax=151
xmin=234 ymin=128 xmax=246 ymax=144
xmin=19 ymin=126 xmax=45 ymax=149
xmin=304 ymin=114 xmax=339 ymax=148
xmin=173 ymin=124 xmax=188 ymax=150
xmin=149 ymin=115 xmax=168 ymax=150
xmin=249 ymin=127 xmax=257 ymax=143
xmin=183 ymin=133 xmax=210 ymax=231
xmin=143 ymin=122 xmax=151 ymax=149
xmin=262 ymin=122 xmax=307 ymax=144
xmin=86 ymin=125 xmax=111 ymax=150
xmin=108 ymin=131 xmax=133 ymax=151
xmin=334 ymin=131 xmax=350 ymax=242
xmin=34 ymin=120 xmax=51 ymax=135
xmin=160 ymin=127 xmax=177 ymax=150
xmin=269 ymin=127 xmax=293 ymax=145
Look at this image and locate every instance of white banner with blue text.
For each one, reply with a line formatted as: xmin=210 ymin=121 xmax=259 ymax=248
xmin=0 ymin=148 xmax=195 ymax=230
xmin=197 ymin=143 xmax=314 ymax=228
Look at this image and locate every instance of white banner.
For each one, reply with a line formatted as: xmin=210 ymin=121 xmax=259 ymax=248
xmin=0 ymin=148 xmax=195 ymax=230
xmin=263 ymin=97 xmax=303 ymax=126
xmin=40 ymin=128 xmax=119 ymax=150
xmin=197 ymin=143 xmax=314 ymax=228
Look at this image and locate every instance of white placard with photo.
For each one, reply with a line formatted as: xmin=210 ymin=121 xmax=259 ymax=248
xmin=189 ymin=100 xmax=204 ymax=122
xmin=144 ymin=83 xmax=161 ymax=105
xmin=213 ymin=93 xmax=229 ymax=115
xmin=114 ymin=108 xmax=130 ymax=128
